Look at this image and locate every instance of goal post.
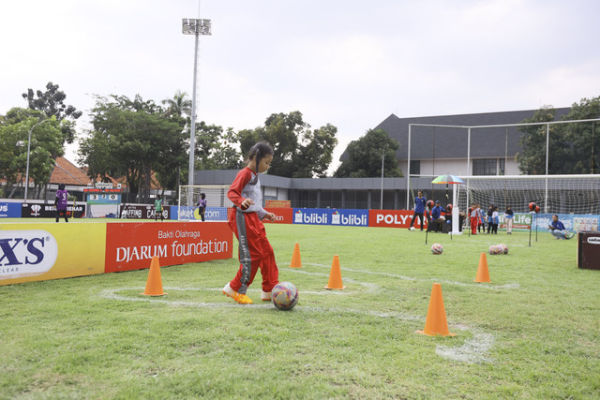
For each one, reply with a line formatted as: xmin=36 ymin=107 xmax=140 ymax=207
xmin=458 ymin=174 xmax=600 ymax=216
xmin=177 ymin=185 xmax=232 ymax=221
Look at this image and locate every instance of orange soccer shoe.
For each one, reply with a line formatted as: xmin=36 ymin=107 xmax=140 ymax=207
xmin=223 ymin=283 xmax=253 ymax=304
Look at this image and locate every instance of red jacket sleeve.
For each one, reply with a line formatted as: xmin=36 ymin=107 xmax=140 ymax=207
xmin=227 ymin=168 xmax=252 ymax=207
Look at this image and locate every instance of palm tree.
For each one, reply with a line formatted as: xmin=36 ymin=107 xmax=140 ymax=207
xmin=162 ymin=90 xmax=192 ymax=118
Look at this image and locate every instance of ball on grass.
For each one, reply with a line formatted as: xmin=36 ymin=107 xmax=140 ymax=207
xmin=272 ymin=281 xmax=299 ymax=311
xmin=431 ymin=243 xmax=443 ymax=255
xmin=488 ymin=244 xmax=501 ymax=255
xmin=409 ymin=227 xmax=415 ymax=231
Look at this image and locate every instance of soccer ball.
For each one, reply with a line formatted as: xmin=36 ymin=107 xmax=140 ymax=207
xmin=431 ymin=243 xmax=443 ymax=255
xmin=499 ymin=243 xmax=508 ymax=254
xmin=489 ymin=244 xmax=502 ymax=255
xmin=409 ymin=227 xmax=415 ymax=231
xmin=272 ymin=282 xmax=299 ymax=311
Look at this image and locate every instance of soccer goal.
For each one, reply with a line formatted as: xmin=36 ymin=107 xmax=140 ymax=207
xmin=177 ymin=185 xmax=232 ymax=221
xmin=458 ymin=174 xmax=600 ymax=215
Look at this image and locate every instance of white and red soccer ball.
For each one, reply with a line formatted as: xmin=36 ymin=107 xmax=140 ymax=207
xmin=272 ymin=281 xmax=299 ymax=311
xmin=431 ymin=243 xmax=443 ymax=255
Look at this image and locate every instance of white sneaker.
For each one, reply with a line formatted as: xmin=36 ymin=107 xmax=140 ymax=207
xmin=223 ymin=282 xmax=235 ymax=297
xmin=261 ymin=291 xmax=271 ymax=301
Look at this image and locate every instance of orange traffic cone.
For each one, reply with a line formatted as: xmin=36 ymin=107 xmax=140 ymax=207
xmin=290 ymin=242 xmax=302 ymax=268
xmin=141 ymin=256 xmax=166 ymax=296
xmin=325 ymin=255 xmax=345 ymax=290
xmin=417 ymin=283 xmax=455 ymax=336
xmin=474 ymin=252 xmax=491 ymax=283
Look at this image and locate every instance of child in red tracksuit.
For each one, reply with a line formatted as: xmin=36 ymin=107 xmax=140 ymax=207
xmin=223 ymin=141 xmax=278 ymax=304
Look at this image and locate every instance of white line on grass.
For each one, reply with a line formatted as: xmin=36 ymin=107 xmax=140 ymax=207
xmin=303 ymin=262 xmax=520 ymax=290
xmin=99 ymin=286 xmax=494 ymax=364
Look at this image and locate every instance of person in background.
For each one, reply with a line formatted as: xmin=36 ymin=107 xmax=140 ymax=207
xmin=491 ymin=206 xmax=499 ymax=234
xmin=504 ymin=206 xmax=514 ymax=235
xmin=428 ymin=200 xmax=444 ymax=232
xmin=470 ymin=204 xmax=480 ymax=234
xmin=548 ymin=214 xmax=575 ymax=239
xmin=55 ymin=184 xmax=69 ymax=223
xmin=486 ymin=205 xmax=494 ymax=234
xmin=478 ymin=206 xmax=486 ymax=233
xmin=154 ymin=196 xmax=164 ymax=221
xmin=408 ymin=190 xmax=427 ymax=231
xmin=197 ymin=193 xmax=207 ymax=221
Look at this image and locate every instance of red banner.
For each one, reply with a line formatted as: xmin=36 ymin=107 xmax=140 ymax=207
xmin=263 ymin=207 xmax=293 ymax=224
xmin=369 ymin=210 xmax=429 ymax=228
xmin=105 ymin=222 xmax=232 ymax=272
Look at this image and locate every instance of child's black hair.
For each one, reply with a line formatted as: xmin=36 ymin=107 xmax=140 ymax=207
xmin=58 ymin=184 xmax=65 ymax=190
xmin=200 ymin=193 xmax=206 ymax=199
xmin=248 ymin=141 xmax=274 ymax=169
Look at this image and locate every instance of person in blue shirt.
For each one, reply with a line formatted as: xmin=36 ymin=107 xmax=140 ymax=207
xmin=408 ymin=190 xmax=427 ymax=231
xmin=548 ymin=214 xmax=575 ymax=239
xmin=428 ymin=200 xmax=444 ymax=232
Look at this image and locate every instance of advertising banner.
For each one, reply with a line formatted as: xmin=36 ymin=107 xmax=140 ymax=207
xmin=498 ymin=213 xmax=531 ymax=231
xmin=0 ymin=223 xmax=106 ymax=286
xmin=331 ymin=209 xmax=369 ymax=227
xmin=0 ymin=202 xmax=21 ymax=218
xmin=292 ymin=208 xmax=332 ymax=225
xmin=21 ymin=203 xmax=85 ymax=218
xmin=531 ymin=213 xmax=599 ymax=233
xmin=104 ymin=221 xmax=232 ymax=273
xmin=369 ymin=210 xmax=428 ymax=228
xmin=120 ymin=204 xmax=169 ymax=220
xmin=174 ymin=206 xmax=228 ymax=221
xmin=265 ymin=200 xmax=291 ymax=208
xmin=263 ymin=207 xmax=293 ymax=224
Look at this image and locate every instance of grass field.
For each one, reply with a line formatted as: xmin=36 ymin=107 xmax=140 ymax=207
xmin=1 ymin=224 xmax=599 ymax=399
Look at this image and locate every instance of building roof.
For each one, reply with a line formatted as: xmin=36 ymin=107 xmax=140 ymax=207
xmin=49 ymin=157 xmax=91 ymax=186
xmin=366 ymin=108 xmax=571 ymax=161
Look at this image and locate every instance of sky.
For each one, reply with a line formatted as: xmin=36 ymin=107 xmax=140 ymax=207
xmin=1 ymin=0 xmax=599 ymax=174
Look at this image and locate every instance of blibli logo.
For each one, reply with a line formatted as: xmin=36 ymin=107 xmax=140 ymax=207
xmin=0 ymin=230 xmax=58 ymax=279
xmin=332 ymin=211 xmax=340 ymax=225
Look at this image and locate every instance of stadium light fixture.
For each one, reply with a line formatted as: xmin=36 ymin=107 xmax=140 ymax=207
xmin=24 ymin=118 xmax=51 ymax=200
xmin=182 ymin=18 xmax=211 ymax=194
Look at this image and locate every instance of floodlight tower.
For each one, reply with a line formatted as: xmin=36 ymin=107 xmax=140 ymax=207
xmin=182 ymin=18 xmax=211 ymax=196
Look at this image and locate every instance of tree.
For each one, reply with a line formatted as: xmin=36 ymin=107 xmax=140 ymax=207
xmin=79 ymin=95 xmax=186 ymax=201
xmin=237 ymin=111 xmax=337 ymax=177
xmin=0 ymin=108 xmax=62 ymax=198
xmin=194 ymin=123 xmax=242 ymax=170
xmin=22 ymin=82 xmax=82 ymax=144
xmin=518 ymin=96 xmax=600 ymax=174
xmin=162 ymin=90 xmax=192 ymax=119
xmin=334 ymin=128 xmax=402 ymax=178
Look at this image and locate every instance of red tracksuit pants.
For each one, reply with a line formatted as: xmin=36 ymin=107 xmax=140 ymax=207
xmin=228 ymin=209 xmax=279 ymax=294
xmin=470 ymin=217 xmax=478 ymax=234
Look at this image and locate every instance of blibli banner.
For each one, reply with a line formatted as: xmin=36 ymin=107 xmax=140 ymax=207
xmin=0 ymin=223 xmax=106 ymax=286
xmin=293 ymin=208 xmax=332 ymax=225
xmin=331 ymin=209 xmax=369 ymax=227
xmin=172 ymin=206 xmax=228 ymax=221
xmin=104 ymin=222 xmax=232 ymax=273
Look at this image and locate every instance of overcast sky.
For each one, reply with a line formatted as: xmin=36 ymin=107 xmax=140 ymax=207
xmin=1 ymin=0 xmax=599 ymax=173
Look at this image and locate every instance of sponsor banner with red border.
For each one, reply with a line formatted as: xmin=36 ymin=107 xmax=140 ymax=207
xmin=265 ymin=200 xmax=291 ymax=208
xmin=105 ymin=222 xmax=232 ymax=273
xmin=263 ymin=207 xmax=293 ymax=224
xmin=369 ymin=210 xmax=430 ymax=228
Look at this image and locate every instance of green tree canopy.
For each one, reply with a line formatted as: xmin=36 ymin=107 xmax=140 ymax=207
xmin=79 ymin=95 xmax=186 ymax=201
xmin=22 ymin=82 xmax=82 ymax=144
xmin=518 ymin=96 xmax=600 ymax=174
xmin=0 ymin=108 xmax=62 ymax=198
xmin=334 ymin=128 xmax=402 ymax=178
xmin=238 ymin=111 xmax=337 ymax=177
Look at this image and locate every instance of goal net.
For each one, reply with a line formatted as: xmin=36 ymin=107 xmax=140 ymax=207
xmin=457 ymin=175 xmax=600 ymax=215
xmin=177 ymin=185 xmax=232 ymax=221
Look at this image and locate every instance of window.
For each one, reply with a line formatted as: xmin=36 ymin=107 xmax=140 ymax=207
xmin=473 ymin=159 xmax=504 ymax=176
xmin=410 ymin=160 xmax=420 ymax=175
